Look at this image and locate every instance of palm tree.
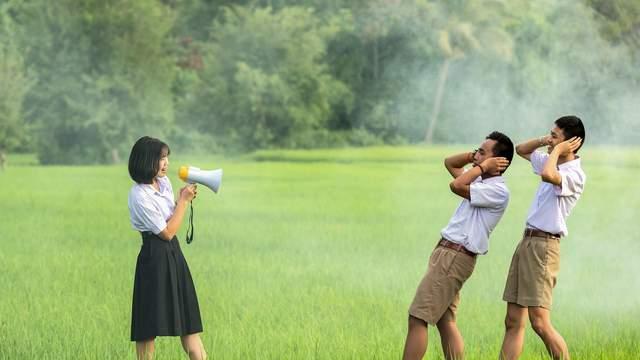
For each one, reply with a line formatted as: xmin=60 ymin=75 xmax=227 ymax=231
xmin=424 ymin=0 xmax=514 ymax=143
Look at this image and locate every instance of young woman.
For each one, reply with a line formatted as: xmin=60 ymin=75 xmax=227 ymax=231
xmin=127 ymin=136 xmax=207 ymax=360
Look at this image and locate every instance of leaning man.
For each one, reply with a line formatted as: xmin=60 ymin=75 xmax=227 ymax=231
xmin=403 ymin=131 xmax=514 ymax=360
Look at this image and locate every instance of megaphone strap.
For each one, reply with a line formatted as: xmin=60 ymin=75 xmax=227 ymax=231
xmin=186 ymin=201 xmax=194 ymax=244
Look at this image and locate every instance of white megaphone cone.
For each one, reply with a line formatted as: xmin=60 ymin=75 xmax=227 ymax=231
xmin=178 ymin=166 xmax=223 ymax=193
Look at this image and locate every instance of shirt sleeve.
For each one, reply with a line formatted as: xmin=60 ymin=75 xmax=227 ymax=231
xmin=554 ymin=168 xmax=585 ymax=197
xmin=470 ymin=182 xmax=509 ymax=208
xmin=130 ymin=193 xmax=168 ymax=234
xmin=530 ymin=151 xmax=548 ymax=175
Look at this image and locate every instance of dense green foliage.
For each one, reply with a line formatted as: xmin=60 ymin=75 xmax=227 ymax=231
xmin=1 ymin=147 xmax=639 ymax=358
xmin=0 ymin=4 xmax=31 ymax=155
xmin=0 ymin=0 xmax=639 ymax=163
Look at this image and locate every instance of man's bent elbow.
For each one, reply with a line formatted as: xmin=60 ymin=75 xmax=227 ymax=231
xmin=515 ymin=144 xmax=528 ymax=156
xmin=449 ymin=181 xmax=460 ymax=194
xmin=449 ymin=181 xmax=470 ymax=199
xmin=540 ymin=171 xmax=560 ymax=185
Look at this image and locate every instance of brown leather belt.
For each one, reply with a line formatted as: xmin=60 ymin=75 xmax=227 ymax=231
xmin=524 ymin=228 xmax=561 ymax=239
xmin=438 ymin=238 xmax=477 ymax=258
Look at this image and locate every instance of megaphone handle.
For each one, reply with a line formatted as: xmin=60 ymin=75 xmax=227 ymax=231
xmin=186 ymin=201 xmax=194 ymax=244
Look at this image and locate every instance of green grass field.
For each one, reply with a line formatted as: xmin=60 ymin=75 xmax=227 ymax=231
xmin=1 ymin=146 xmax=639 ymax=359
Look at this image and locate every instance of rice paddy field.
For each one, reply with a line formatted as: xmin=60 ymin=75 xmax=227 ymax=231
xmin=1 ymin=146 xmax=639 ymax=359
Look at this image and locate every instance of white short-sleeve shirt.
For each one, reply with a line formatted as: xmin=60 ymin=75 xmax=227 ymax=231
xmin=525 ymin=151 xmax=586 ymax=237
xmin=128 ymin=176 xmax=175 ymax=235
xmin=440 ymin=174 xmax=510 ymax=255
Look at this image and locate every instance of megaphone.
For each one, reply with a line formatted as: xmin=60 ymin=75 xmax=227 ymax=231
xmin=178 ymin=166 xmax=223 ymax=193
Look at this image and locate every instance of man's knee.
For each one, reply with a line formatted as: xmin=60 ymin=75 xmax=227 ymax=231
xmin=436 ymin=312 xmax=456 ymax=332
xmin=504 ymin=312 xmax=526 ymax=331
xmin=529 ymin=315 xmax=550 ymax=336
xmin=408 ymin=315 xmax=428 ymax=330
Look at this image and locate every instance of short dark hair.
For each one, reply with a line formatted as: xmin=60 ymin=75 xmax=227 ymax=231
xmin=128 ymin=136 xmax=170 ymax=184
xmin=555 ymin=115 xmax=585 ymax=153
xmin=486 ymin=131 xmax=514 ymax=174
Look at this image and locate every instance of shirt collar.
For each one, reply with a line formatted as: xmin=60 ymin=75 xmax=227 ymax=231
xmin=139 ymin=183 xmax=160 ymax=196
xmin=558 ymin=156 xmax=581 ymax=170
xmin=480 ymin=175 xmax=505 ymax=184
xmin=140 ymin=177 xmax=166 ymax=196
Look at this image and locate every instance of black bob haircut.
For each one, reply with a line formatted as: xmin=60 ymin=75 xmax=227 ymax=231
xmin=486 ymin=131 xmax=514 ymax=174
xmin=555 ymin=115 xmax=585 ymax=153
xmin=128 ymin=136 xmax=171 ymax=184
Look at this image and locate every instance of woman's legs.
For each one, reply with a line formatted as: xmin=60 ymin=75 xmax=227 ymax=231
xmin=181 ymin=333 xmax=207 ymax=360
xmin=136 ymin=338 xmax=155 ymax=360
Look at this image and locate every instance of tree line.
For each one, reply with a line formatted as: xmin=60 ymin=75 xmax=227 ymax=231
xmin=0 ymin=0 xmax=638 ymax=164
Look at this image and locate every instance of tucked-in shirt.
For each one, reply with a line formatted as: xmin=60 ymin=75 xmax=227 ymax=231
xmin=525 ymin=151 xmax=586 ymax=237
xmin=128 ymin=176 xmax=175 ymax=235
xmin=440 ymin=174 xmax=510 ymax=255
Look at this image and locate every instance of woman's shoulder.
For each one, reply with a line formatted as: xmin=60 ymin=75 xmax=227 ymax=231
xmin=128 ymin=182 xmax=150 ymax=201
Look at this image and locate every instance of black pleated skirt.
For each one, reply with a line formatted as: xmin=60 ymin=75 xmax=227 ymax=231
xmin=131 ymin=232 xmax=203 ymax=341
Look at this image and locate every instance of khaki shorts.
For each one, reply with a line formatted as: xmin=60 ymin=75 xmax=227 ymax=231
xmin=409 ymin=244 xmax=477 ymax=325
xmin=502 ymin=233 xmax=561 ymax=309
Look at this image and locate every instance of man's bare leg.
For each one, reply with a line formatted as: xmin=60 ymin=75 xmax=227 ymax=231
xmin=436 ymin=310 xmax=463 ymax=360
xmin=528 ymin=306 xmax=569 ymax=360
xmin=403 ymin=315 xmax=429 ymax=360
xmin=500 ymin=303 xmax=528 ymax=360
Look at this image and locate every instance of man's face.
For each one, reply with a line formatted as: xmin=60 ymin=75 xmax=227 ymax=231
xmin=473 ymin=138 xmax=497 ymax=167
xmin=546 ymin=126 xmax=566 ymax=154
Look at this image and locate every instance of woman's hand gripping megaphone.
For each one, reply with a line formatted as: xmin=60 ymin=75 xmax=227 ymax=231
xmin=178 ymin=166 xmax=223 ymax=193
xmin=179 ymin=183 xmax=197 ymax=202
xmin=177 ymin=165 xmax=222 ymax=244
